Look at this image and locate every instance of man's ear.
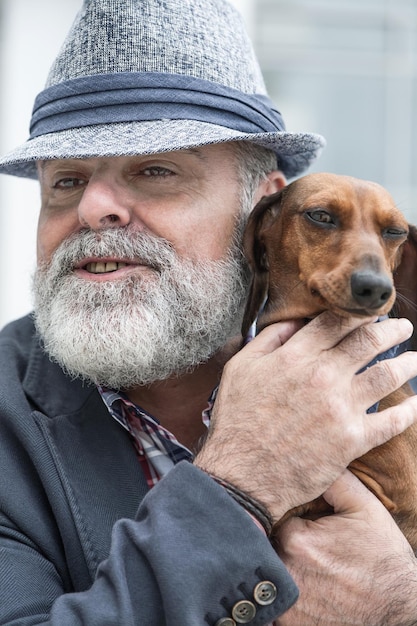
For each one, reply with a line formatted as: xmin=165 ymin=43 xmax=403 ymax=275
xmin=393 ymin=224 xmax=417 ymax=350
xmin=253 ymin=171 xmax=286 ymax=206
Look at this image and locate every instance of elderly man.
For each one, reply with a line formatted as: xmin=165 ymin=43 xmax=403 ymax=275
xmin=1 ymin=0 xmax=417 ymax=624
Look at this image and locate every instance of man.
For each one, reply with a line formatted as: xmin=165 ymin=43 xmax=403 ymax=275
xmin=0 ymin=0 xmax=417 ymax=624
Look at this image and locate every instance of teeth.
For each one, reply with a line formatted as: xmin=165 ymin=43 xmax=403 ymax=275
xmin=103 ymin=262 xmax=117 ymax=272
xmin=85 ymin=261 xmax=128 ymax=274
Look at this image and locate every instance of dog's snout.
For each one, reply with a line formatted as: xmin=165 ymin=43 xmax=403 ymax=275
xmin=351 ymin=271 xmax=393 ymax=310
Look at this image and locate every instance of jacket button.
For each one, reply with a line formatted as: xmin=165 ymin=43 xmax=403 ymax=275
xmin=231 ymin=599 xmax=257 ymax=623
xmin=253 ymin=580 xmax=277 ymax=605
xmin=215 ymin=619 xmax=236 ymax=626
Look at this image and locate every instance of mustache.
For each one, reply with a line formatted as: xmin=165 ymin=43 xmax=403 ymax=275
xmin=38 ymin=228 xmax=177 ymax=277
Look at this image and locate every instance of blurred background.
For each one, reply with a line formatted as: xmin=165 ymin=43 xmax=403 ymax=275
xmin=0 ymin=0 xmax=416 ymax=328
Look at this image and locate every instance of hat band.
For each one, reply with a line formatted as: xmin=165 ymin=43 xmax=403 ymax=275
xmin=30 ymin=72 xmax=286 ymax=139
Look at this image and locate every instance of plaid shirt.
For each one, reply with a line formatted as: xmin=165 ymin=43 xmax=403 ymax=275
xmin=99 ymin=385 xmax=217 ymax=488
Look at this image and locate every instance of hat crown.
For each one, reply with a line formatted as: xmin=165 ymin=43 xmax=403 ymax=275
xmin=45 ymin=0 xmax=267 ymax=95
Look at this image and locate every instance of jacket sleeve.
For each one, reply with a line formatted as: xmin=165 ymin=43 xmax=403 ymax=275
xmin=1 ymin=462 xmax=298 ymax=625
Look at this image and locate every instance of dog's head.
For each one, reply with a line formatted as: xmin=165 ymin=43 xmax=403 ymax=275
xmin=242 ymin=172 xmax=415 ymax=338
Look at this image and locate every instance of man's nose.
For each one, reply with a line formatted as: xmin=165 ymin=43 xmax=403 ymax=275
xmin=77 ymin=177 xmax=133 ymax=229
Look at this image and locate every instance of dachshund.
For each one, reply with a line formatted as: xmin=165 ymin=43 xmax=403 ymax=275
xmin=242 ymin=172 xmax=417 ymax=550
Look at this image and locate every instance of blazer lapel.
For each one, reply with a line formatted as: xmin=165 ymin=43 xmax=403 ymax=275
xmin=23 ymin=330 xmax=149 ymax=577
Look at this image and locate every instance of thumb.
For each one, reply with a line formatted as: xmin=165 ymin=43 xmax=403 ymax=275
xmin=323 ymin=469 xmax=377 ymax=515
xmin=243 ymin=319 xmax=304 ymax=357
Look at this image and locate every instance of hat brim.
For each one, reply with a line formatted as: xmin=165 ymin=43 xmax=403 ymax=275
xmin=0 ymin=119 xmax=325 ymax=180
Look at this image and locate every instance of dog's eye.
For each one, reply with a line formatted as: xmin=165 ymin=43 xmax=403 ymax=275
xmin=305 ymin=209 xmax=336 ymax=227
xmin=382 ymin=227 xmax=408 ymax=239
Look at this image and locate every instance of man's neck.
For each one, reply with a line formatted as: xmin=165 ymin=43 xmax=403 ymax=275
xmin=124 ymin=337 xmax=241 ymax=452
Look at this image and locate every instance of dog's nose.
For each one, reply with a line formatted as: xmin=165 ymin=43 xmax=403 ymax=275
xmin=351 ymin=271 xmax=393 ymax=309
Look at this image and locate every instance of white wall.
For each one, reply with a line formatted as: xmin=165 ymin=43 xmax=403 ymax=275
xmin=255 ymin=0 xmax=417 ymax=223
xmin=0 ymin=0 xmax=80 ymax=329
xmin=229 ymin=0 xmax=255 ymax=30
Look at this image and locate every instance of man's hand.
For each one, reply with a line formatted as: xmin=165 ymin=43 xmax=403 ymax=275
xmin=275 ymin=470 xmax=417 ymax=626
xmin=195 ymin=312 xmax=417 ymax=521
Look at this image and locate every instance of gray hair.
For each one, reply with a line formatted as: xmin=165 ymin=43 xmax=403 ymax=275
xmin=231 ymin=141 xmax=280 ymax=215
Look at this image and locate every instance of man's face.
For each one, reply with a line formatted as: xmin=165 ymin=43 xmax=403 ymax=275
xmin=37 ymin=144 xmax=244 ymax=268
xmin=33 ymin=144 xmax=257 ymax=389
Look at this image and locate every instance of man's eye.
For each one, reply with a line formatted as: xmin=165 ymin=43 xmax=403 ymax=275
xmin=53 ymin=178 xmax=86 ymax=189
xmin=141 ymin=166 xmax=174 ymax=177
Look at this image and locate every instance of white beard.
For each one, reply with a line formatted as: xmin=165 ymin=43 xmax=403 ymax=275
xmin=32 ymin=227 xmax=249 ymax=389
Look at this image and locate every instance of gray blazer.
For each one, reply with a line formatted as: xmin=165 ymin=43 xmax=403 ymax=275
xmin=0 ymin=315 xmax=298 ymax=625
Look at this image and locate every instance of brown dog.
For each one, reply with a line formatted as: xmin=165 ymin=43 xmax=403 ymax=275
xmin=242 ymin=172 xmax=417 ymax=550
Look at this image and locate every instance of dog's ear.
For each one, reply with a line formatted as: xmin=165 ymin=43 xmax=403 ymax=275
xmin=393 ymin=224 xmax=417 ymax=350
xmin=241 ymin=190 xmax=285 ymax=337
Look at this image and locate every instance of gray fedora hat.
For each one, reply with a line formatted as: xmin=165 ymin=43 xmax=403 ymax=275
xmin=0 ymin=0 xmax=325 ymax=180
